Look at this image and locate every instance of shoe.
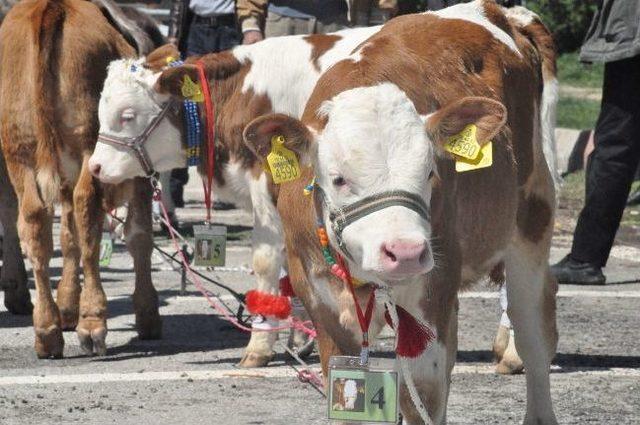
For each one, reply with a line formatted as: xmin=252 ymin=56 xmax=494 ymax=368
xmin=550 ymin=255 xmax=605 ymax=285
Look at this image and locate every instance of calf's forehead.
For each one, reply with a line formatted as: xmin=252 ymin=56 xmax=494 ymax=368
xmin=316 ymin=84 xmax=433 ymax=183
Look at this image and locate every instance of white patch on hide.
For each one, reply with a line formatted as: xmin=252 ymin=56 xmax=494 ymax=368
xmin=432 ymin=0 xmax=521 ymax=56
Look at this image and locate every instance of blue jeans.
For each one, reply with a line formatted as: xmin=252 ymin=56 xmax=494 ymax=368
xmin=186 ymin=21 xmax=240 ymax=56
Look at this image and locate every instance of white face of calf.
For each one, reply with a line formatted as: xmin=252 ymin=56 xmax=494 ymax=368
xmin=315 ymin=84 xmax=435 ymax=281
xmin=244 ymin=83 xmax=506 ymax=284
xmin=89 ymin=59 xmax=185 ymax=184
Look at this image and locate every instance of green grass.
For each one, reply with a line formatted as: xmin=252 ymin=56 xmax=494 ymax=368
xmin=557 ymin=52 xmax=604 ymax=88
xmin=557 ymin=96 xmax=600 ymax=130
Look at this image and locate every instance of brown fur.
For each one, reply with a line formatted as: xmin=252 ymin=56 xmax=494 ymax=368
xmin=244 ymin=2 xmax=558 ymax=421
xmin=0 ymin=0 xmax=160 ymax=358
xmin=303 ymin=34 xmax=341 ymax=71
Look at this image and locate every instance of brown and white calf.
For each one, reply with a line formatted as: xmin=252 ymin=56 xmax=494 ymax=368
xmin=0 ymin=0 xmax=162 ymax=317
xmin=87 ymin=26 xmax=386 ymax=367
xmin=242 ymin=1 xmax=559 ymax=423
xmin=0 ymin=0 xmax=163 ymax=358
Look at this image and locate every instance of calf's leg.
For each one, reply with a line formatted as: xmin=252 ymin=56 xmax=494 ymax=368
xmin=239 ymin=176 xmax=286 ymax=368
xmin=125 ymin=178 xmax=161 ymax=339
xmin=56 ymin=187 xmax=81 ymax=330
xmin=504 ymin=236 xmax=558 ymax=425
xmin=396 ymin=288 xmax=457 ymax=425
xmin=17 ymin=170 xmax=63 ymax=358
xmin=74 ymin=157 xmax=108 ymax=356
xmin=0 ymin=154 xmax=32 ymax=315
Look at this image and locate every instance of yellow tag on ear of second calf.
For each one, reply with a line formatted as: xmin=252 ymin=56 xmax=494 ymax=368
xmin=266 ymin=135 xmax=301 ymax=184
xmin=455 ymin=141 xmax=493 ymax=172
xmin=444 ymin=124 xmax=482 ymax=161
xmin=181 ymin=75 xmax=204 ymax=102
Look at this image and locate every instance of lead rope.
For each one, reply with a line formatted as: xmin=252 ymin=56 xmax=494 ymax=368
xmin=148 ymin=178 xmax=324 ymax=395
xmin=376 ymin=288 xmax=434 ymax=425
xmin=195 ymin=60 xmax=216 ymax=223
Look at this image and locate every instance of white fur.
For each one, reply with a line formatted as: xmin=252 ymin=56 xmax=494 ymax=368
xmin=314 ymin=83 xmax=435 ymax=283
xmin=541 ymin=78 xmax=561 ymax=188
xmin=432 ymin=0 xmax=521 ymax=56
xmin=89 ymin=59 xmax=184 ymax=184
xmin=233 ymin=26 xmax=381 ymax=117
xmin=504 ymin=5 xmax=537 ymax=27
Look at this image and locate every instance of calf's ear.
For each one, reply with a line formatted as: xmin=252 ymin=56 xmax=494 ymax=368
xmin=143 ymin=44 xmax=181 ymax=72
xmin=154 ymin=51 xmax=243 ymax=98
xmin=154 ymin=64 xmax=200 ymax=98
xmin=243 ymin=114 xmax=313 ymax=161
xmin=425 ymin=97 xmax=507 ymax=150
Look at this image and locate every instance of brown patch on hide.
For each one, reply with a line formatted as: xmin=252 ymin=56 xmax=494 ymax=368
xmin=517 ymin=192 xmax=552 ymax=243
xmin=303 ymin=34 xmax=341 ymax=71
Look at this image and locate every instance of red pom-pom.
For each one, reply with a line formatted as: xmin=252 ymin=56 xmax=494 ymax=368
xmin=246 ymin=290 xmax=292 ymax=319
xmin=279 ymin=275 xmax=296 ymax=297
xmin=385 ymin=305 xmax=436 ymax=358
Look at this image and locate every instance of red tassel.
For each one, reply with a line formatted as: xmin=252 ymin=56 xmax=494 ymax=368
xmin=246 ymin=290 xmax=292 ymax=319
xmin=279 ymin=275 xmax=296 ymax=297
xmin=385 ymin=305 xmax=436 ymax=358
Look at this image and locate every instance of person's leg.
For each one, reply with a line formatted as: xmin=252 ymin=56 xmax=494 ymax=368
xmin=553 ymin=56 xmax=640 ymax=282
xmin=265 ymin=11 xmax=295 ymax=37
xmin=216 ymin=23 xmax=240 ymax=51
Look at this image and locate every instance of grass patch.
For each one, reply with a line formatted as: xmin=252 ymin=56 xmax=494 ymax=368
xmin=557 ymin=52 xmax=604 ymax=88
xmin=557 ymin=96 xmax=600 ymax=130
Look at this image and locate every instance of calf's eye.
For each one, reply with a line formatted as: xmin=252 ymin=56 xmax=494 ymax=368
xmin=120 ymin=108 xmax=136 ymax=123
xmin=332 ymin=176 xmax=347 ymax=187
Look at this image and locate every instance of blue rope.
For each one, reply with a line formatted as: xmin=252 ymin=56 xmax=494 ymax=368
xmin=168 ymin=60 xmax=202 ymax=166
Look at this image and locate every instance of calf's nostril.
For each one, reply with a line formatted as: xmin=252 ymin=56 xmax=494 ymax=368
xmin=383 ymin=245 xmax=397 ymax=263
xmin=89 ymin=163 xmax=101 ymax=177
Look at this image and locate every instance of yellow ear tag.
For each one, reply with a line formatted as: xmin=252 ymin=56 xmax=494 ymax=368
xmin=444 ymin=124 xmax=482 ymax=161
xmin=266 ymin=135 xmax=301 ymax=184
xmin=181 ymin=75 xmax=204 ymax=102
xmin=455 ymin=141 xmax=493 ymax=172
xmin=166 ymin=56 xmax=176 ymax=64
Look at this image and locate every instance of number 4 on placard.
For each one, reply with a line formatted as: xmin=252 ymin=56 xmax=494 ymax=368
xmin=371 ymin=386 xmax=385 ymax=409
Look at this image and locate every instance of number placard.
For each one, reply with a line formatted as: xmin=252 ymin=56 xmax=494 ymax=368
xmin=99 ymin=232 xmax=113 ymax=267
xmin=328 ymin=356 xmax=399 ymax=424
xmin=193 ymin=225 xmax=227 ymax=267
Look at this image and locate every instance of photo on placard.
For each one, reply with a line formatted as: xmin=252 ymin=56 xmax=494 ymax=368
xmin=192 ymin=225 xmax=227 ymax=267
xmin=196 ymin=238 xmax=211 ymax=262
xmin=328 ymin=367 xmax=398 ymax=423
xmin=332 ymin=378 xmax=365 ymax=412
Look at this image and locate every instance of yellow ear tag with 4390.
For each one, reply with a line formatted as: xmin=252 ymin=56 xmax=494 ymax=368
xmin=444 ymin=124 xmax=482 ymax=161
xmin=181 ymin=75 xmax=204 ymax=102
xmin=455 ymin=141 xmax=493 ymax=172
xmin=266 ymin=135 xmax=301 ymax=184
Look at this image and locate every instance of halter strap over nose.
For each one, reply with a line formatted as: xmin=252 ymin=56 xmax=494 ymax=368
xmin=314 ymin=185 xmax=430 ymax=260
xmin=97 ymin=100 xmax=176 ymax=178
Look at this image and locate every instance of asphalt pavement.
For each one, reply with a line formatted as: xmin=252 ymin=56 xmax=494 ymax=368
xmin=0 ymin=180 xmax=638 ymax=425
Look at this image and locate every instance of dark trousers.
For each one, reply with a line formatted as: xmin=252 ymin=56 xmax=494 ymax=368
xmin=185 ymin=20 xmax=240 ymax=56
xmin=171 ymin=19 xmax=240 ymax=206
xmin=571 ymin=55 xmax=640 ymax=267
